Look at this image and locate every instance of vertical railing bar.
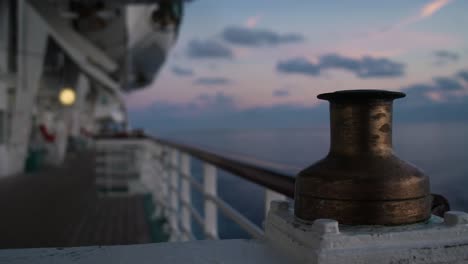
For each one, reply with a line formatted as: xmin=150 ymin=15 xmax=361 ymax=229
xmin=159 ymin=147 xmax=168 ymax=225
xmin=179 ymin=225 xmax=196 ymax=241
xmin=152 ymin=142 xmax=165 ymax=218
xmin=179 ymin=160 xmax=263 ymax=239
xmin=203 ymin=163 xmax=218 ymax=240
xmin=106 ymin=145 xmax=111 ymax=194
xmin=180 ymin=153 xmax=192 ymax=241
xmin=206 ymin=193 xmax=264 ymax=239
xmin=180 ymin=172 xmax=204 ymax=194
xmin=204 ymin=232 xmax=217 ymax=240
xmin=181 ymin=199 xmax=204 ymax=226
xmin=265 ymin=189 xmax=287 ymax=218
xmin=169 ymin=148 xmax=180 ymax=241
xmin=162 ymin=146 xmax=170 ymax=219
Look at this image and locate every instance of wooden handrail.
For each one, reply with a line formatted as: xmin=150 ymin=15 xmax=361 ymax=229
xmin=154 ymin=138 xmax=296 ymax=198
xmin=95 ymin=134 xmax=295 ymax=198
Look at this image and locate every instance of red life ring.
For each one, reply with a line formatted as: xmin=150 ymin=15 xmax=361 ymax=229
xmin=39 ymin=124 xmax=56 ymax=143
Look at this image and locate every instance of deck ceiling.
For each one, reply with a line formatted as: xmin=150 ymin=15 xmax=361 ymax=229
xmin=26 ymin=1 xmax=125 ymax=111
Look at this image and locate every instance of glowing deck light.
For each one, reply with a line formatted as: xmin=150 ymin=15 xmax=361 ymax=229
xmin=59 ymin=88 xmax=76 ymax=106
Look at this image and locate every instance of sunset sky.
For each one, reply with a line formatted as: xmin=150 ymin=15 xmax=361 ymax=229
xmin=126 ymin=0 xmax=468 ymax=132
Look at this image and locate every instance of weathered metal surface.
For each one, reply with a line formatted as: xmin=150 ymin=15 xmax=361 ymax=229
xmin=295 ymin=90 xmax=431 ymax=225
xmin=266 ymin=201 xmax=468 ymax=264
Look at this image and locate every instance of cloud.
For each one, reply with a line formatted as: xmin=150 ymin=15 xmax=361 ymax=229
xmin=322 ymin=54 xmax=405 ymax=78
xmin=434 ymin=50 xmax=459 ymax=61
xmin=401 ymin=70 xmax=468 ymax=104
xmin=172 ymin=66 xmax=194 ymax=76
xmin=458 ymin=70 xmax=468 ymax=82
xmin=187 ymin=39 xmax=233 ymax=59
xmin=398 ymin=0 xmax=454 ymax=28
xmin=277 ymin=54 xmax=405 ymax=79
xmin=128 ymin=92 xmax=241 ymax=132
xmin=129 ymin=70 xmax=468 ymax=133
xmin=277 ymin=57 xmax=321 ymax=76
xmin=369 ymin=0 xmax=454 ymax=38
xmin=395 ymin=70 xmax=468 ymax=121
xmin=195 ymin=92 xmax=236 ymax=111
xmin=194 ymin=77 xmax=232 ymax=86
xmin=222 ymin=26 xmax=305 ymax=47
xmin=434 ymin=50 xmax=460 ymax=65
xmin=129 ymin=92 xmax=236 ymax=120
xmin=245 ymin=15 xmax=262 ymax=29
xmin=402 ymin=83 xmax=440 ymax=105
xmin=421 ymin=0 xmax=453 ymax=18
xmin=273 ymin=89 xmax=290 ymax=97
xmin=129 ymin=101 xmax=329 ymax=133
xmin=433 ymin=77 xmax=464 ymax=91
xmin=131 ymin=98 xmax=468 ymax=133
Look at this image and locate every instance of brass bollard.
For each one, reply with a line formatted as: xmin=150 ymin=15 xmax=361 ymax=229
xmin=294 ymin=90 xmax=431 ymax=225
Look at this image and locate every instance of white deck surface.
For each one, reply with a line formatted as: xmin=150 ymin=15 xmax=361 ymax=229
xmin=0 ymin=239 xmax=295 ymax=264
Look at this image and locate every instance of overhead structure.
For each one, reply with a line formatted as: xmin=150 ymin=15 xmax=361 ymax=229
xmin=0 ymin=0 xmax=185 ymax=176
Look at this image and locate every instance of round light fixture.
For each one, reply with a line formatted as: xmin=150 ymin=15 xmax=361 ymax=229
xmin=59 ymin=88 xmax=76 ymax=106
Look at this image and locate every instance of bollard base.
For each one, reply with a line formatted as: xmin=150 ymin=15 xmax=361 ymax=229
xmin=264 ymin=201 xmax=468 ymax=264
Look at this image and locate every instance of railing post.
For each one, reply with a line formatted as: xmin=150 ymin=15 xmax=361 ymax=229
xmin=157 ymin=143 xmax=170 ymax=219
xmin=180 ymin=153 xmax=192 ymax=241
xmin=203 ymin=163 xmax=218 ymax=239
xmin=105 ymin=144 xmax=112 ymax=194
xmin=151 ymin=142 xmax=164 ymax=218
xmin=138 ymin=142 xmax=150 ymax=187
xmin=136 ymin=142 xmax=148 ymax=186
xmin=160 ymin=146 xmax=170 ymax=217
xmin=265 ymin=189 xmax=287 ymax=217
xmin=169 ymin=148 xmax=180 ymax=241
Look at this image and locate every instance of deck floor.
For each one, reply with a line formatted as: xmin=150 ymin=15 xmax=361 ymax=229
xmin=0 ymin=152 xmax=153 ymax=249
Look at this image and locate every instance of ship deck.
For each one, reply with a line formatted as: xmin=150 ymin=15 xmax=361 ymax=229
xmin=0 ymin=152 xmax=160 ymax=249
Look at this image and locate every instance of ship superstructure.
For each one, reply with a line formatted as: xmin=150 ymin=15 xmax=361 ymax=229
xmin=0 ymin=0 xmax=182 ymax=177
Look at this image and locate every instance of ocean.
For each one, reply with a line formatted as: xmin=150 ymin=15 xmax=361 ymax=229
xmin=159 ymin=122 xmax=468 ymax=239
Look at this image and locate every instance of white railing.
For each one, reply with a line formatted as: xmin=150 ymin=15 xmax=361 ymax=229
xmin=95 ymin=136 xmax=292 ymax=241
xmin=95 ymin=139 xmax=146 ymax=193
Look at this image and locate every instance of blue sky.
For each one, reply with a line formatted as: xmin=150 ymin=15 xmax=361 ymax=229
xmin=126 ymin=0 xmax=468 ymax=132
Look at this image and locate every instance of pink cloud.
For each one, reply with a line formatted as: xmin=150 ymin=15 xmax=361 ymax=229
xmin=284 ymin=1 xmax=458 ymax=61
xmin=382 ymin=0 xmax=455 ymax=33
xmin=284 ymin=30 xmax=460 ymax=62
xmin=352 ymin=0 xmax=456 ymax=44
xmin=245 ymin=14 xmax=262 ymax=29
xmin=347 ymin=31 xmax=459 ymax=55
xmin=426 ymin=91 xmax=445 ymax=102
xmin=421 ymin=0 xmax=453 ymax=19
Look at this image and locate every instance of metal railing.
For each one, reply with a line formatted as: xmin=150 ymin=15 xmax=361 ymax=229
xmin=94 ymin=135 xmax=295 ymax=241
xmin=94 ymin=134 xmax=450 ymax=241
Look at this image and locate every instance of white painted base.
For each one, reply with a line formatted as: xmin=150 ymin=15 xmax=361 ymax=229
xmin=264 ymin=201 xmax=468 ymax=264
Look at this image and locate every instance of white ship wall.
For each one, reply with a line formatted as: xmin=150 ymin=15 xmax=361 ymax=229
xmin=0 ymin=0 xmax=12 ymax=177
xmin=71 ymin=74 xmax=91 ymax=138
xmin=0 ymin=83 xmax=7 ymax=177
xmin=8 ymin=0 xmax=48 ymax=175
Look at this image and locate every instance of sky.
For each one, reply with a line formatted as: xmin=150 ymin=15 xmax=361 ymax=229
xmin=126 ymin=0 xmax=468 ymax=133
